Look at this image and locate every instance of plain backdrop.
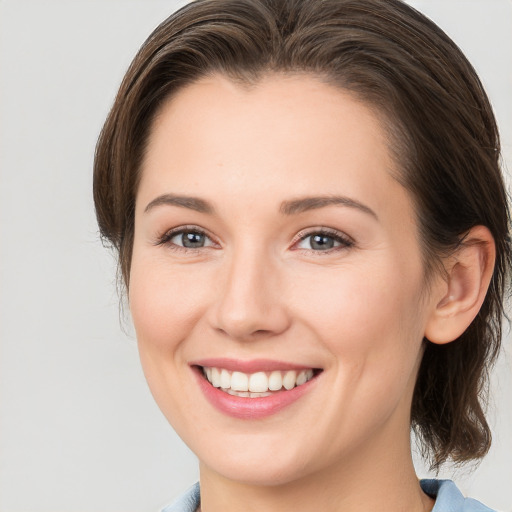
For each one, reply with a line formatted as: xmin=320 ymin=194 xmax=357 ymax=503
xmin=0 ymin=1 xmax=511 ymax=511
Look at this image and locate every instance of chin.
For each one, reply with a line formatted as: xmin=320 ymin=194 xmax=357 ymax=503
xmin=202 ymin=456 xmax=311 ymax=487
xmin=192 ymin=432 xmax=318 ymax=487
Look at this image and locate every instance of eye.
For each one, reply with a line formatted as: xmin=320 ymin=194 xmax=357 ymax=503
xmin=172 ymin=231 xmax=208 ymax=248
xmin=295 ymin=229 xmax=353 ymax=252
xmin=158 ymin=227 xmax=216 ymax=250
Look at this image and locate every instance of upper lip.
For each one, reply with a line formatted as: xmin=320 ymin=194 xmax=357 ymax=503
xmin=190 ymin=358 xmax=319 ymax=373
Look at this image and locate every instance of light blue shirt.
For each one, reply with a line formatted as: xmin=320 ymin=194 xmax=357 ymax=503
xmin=161 ymin=479 xmax=496 ymax=512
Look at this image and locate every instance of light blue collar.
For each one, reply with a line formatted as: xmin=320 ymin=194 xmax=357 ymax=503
xmin=162 ymin=479 xmax=495 ymax=512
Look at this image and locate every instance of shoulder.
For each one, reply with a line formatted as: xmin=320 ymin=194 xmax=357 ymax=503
xmin=161 ymin=482 xmax=200 ymax=512
xmin=421 ymin=479 xmax=496 ymax=512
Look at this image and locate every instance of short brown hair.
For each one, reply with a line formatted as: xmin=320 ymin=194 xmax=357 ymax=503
xmin=93 ymin=0 xmax=511 ymax=469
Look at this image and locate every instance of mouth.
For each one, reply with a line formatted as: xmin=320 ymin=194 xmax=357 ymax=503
xmin=199 ymin=366 xmax=319 ymax=398
xmin=191 ymin=359 xmax=323 ymax=418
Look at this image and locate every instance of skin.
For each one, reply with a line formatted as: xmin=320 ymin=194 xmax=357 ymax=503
xmin=129 ymin=73 xmax=454 ymax=512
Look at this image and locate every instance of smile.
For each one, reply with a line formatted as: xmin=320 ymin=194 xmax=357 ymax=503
xmin=201 ymin=367 xmax=316 ymax=397
xmin=192 ymin=360 xmax=322 ymax=419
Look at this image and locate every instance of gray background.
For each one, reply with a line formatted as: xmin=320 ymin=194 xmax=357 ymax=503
xmin=0 ymin=1 xmax=510 ymax=511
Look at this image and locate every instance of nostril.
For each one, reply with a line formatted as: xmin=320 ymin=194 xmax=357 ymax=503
xmin=251 ymin=329 xmax=275 ymax=337
xmin=214 ymin=325 xmax=279 ymax=342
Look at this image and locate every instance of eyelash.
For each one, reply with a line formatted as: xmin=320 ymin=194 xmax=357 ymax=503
xmin=155 ymin=225 xmax=215 ymax=253
xmin=292 ymin=227 xmax=354 ymax=254
xmin=155 ymin=226 xmax=354 ymax=254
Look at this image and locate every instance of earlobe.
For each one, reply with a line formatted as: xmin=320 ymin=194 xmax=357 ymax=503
xmin=424 ymin=226 xmax=495 ymax=345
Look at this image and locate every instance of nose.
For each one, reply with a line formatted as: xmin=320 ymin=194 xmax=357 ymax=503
xmin=208 ymin=245 xmax=291 ymax=342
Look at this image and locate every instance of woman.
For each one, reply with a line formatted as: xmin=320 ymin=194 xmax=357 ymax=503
xmin=93 ymin=0 xmax=511 ymax=511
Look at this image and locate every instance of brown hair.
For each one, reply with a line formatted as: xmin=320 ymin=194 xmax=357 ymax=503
xmin=93 ymin=0 xmax=511 ymax=469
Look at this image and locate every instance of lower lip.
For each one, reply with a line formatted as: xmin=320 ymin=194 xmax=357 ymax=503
xmin=193 ymin=367 xmax=318 ymax=420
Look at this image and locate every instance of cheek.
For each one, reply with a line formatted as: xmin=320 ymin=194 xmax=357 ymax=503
xmin=294 ymin=257 xmax=426 ymax=388
xmin=129 ymin=253 xmax=211 ymax=351
xmin=128 ymin=253 xmax=211 ymax=422
xmin=299 ymin=264 xmax=421 ymax=341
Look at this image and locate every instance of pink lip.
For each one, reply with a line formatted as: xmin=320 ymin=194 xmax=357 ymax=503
xmin=190 ymin=358 xmax=315 ymax=373
xmin=191 ymin=364 xmax=320 ymax=420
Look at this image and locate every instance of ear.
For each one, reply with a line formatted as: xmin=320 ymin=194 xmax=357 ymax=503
xmin=424 ymin=225 xmax=495 ymax=344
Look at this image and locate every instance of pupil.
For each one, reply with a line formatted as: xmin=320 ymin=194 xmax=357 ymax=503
xmin=311 ymin=234 xmax=334 ymax=250
xmin=182 ymin=232 xmax=205 ymax=248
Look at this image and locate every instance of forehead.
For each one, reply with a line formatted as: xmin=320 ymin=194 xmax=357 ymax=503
xmin=138 ymin=73 xmax=411 ymax=226
xmin=146 ymin=73 xmax=389 ymax=158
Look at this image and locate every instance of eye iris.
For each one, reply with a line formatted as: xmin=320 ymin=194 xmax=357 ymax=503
xmin=310 ymin=234 xmax=334 ymax=250
xmin=182 ymin=232 xmax=205 ymax=248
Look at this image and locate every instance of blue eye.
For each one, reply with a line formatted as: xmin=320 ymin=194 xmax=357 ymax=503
xmin=172 ymin=231 xmax=207 ymax=248
xmin=296 ymin=231 xmax=352 ymax=251
xmin=158 ymin=227 xmax=216 ymax=250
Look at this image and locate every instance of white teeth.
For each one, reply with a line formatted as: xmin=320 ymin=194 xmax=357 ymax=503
xmin=268 ymin=371 xmax=283 ymax=390
xmin=220 ymin=369 xmax=231 ymax=389
xmin=211 ymin=367 xmax=221 ymax=388
xmin=250 ymin=391 xmax=272 ymax=398
xmin=283 ymin=370 xmax=297 ymax=390
xmin=249 ymin=372 xmax=268 ymax=392
xmin=202 ymin=366 xmax=316 ymax=395
xmin=296 ymin=370 xmax=307 ymax=386
xmin=231 ymin=371 xmax=249 ymax=392
xmin=229 ymin=390 xmax=249 ymax=397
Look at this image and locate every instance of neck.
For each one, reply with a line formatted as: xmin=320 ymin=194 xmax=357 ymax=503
xmin=198 ymin=425 xmax=434 ymax=512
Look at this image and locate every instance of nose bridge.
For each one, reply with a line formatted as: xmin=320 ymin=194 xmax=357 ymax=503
xmin=211 ymin=240 xmax=289 ymax=340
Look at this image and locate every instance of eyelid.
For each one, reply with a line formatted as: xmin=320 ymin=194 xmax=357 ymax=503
xmin=155 ymin=224 xmax=219 ymax=249
xmin=154 ymin=225 xmax=353 ymax=253
xmin=291 ymin=227 xmax=354 ymax=251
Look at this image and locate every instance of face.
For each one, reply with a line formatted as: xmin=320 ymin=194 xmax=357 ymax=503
xmin=130 ymin=74 xmax=439 ymax=486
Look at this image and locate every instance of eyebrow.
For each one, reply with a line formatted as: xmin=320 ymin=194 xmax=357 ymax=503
xmin=144 ymin=194 xmax=214 ymax=214
xmin=280 ymin=195 xmax=378 ymax=219
xmin=144 ymin=193 xmax=377 ymax=219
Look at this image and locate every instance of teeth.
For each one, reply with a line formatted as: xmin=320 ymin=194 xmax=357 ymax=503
xmin=220 ymin=369 xmax=231 ymax=389
xmin=211 ymin=367 xmax=221 ymax=388
xmin=268 ymin=370 xmax=283 ymax=391
xmin=226 ymin=389 xmax=273 ymax=398
xmin=227 ymin=389 xmax=250 ymax=397
xmin=283 ymin=370 xmax=297 ymax=390
xmin=296 ymin=370 xmax=308 ymax=386
xmin=231 ymin=371 xmax=249 ymax=391
xmin=202 ymin=367 xmax=315 ymax=395
xmin=249 ymin=372 xmax=268 ymax=392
